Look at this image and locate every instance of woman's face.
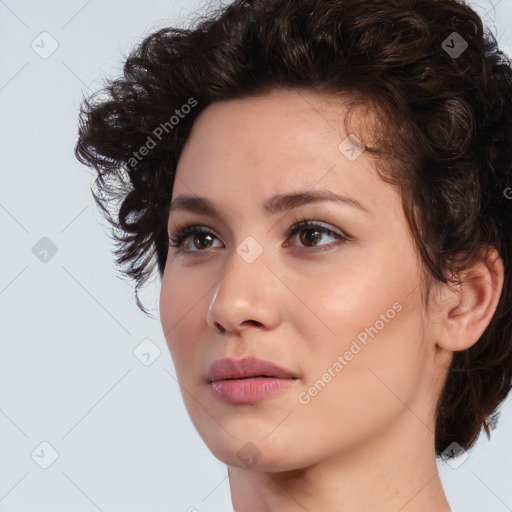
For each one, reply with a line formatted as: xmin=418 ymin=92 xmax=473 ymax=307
xmin=160 ymin=89 xmax=445 ymax=471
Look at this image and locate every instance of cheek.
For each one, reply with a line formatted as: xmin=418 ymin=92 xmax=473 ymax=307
xmin=288 ymin=242 xmax=419 ymax=353
xmin=297 ymin=278 xmax=426 ymax=420
xmin=293 ymin=247 xmax=426 ymax=404
xmin=159 ymin=263 xmax=206 ymax=377
xmin=289 ymin=299 xmax=426 ymax=459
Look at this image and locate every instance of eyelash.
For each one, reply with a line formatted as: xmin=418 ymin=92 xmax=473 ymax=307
xmin=167 ymin=217 xmax=351 ymax=255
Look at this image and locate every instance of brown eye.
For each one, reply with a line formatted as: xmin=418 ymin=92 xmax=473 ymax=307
xmin=168 ymin=220 xmax=349 ymax=255
xmin=299 ymin=228 xmax=324 ymax=247
xmin=287 ymin=220 xmax=348 ymax=251
xmin=192 ymin=233 xmax=214 ymax=250
xmin=168 ymin=226 xmax=222 ymax=253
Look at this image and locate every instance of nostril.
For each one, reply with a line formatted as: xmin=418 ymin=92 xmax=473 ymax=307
xmin=243 ymin=320 xmax=263 ymax=327
xmin=215 ymin=322 xmax=226 ymax=334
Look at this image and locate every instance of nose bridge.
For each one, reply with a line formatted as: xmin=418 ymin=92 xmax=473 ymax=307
xmin=214 ymin=238 xmax=270 ymax=307
xmin=207 ymin=237 xmax=280 ymax=332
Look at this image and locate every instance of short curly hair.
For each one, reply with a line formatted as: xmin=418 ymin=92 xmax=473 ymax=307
xmin=75 ymin=0 xmax=512 ymax=458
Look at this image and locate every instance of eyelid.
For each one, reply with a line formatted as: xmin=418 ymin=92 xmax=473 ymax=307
xmin=283 ymin=219 xmax=350 ymax=254
xmin=167 ymin=224 xmax=222 ymax=252
xmin=167 ymin=217 xmax=351 ymax=255
xmin=286 ymin=217 xmax=350 ymax=242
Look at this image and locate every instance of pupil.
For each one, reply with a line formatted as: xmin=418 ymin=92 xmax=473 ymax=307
xmin=195 ymin=233 xmax=211 ymax=249
xmin=302 ymin=229 xmax=321 ymax=246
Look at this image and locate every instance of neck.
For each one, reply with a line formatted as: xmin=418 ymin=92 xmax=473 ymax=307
xmin=228 ymin=413 xmax=451 ymax=512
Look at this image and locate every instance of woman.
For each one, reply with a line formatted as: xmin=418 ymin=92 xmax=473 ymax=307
xmin=75 ymin=0 xmax=512 ymax=509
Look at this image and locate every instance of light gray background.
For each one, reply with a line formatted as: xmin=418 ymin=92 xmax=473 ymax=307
xmin=1 ymin=1 xmax=511 ymax=511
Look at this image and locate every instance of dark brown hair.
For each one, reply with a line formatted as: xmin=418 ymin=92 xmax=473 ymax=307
xmin=75 ymin=0 xmax=512 ymax=457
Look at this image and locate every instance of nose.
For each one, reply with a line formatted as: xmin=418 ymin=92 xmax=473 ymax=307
xmin=206 ymin=247 xmax=282 ymax=335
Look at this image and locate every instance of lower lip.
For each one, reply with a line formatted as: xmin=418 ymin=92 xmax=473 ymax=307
xmin=209 ymin=377 xmax=297 ymax=403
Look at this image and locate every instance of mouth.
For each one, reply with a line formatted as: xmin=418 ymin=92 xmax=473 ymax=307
xmin=224 ymin=375 xmax=276 ymax=379
xmin=206 ymin=356 xmax=298 ymax=382
xmin=206 ymin=357 xmax=299 ymax=404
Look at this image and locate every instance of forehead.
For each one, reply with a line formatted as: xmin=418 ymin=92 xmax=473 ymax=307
xmin=173 ymin=89 xmax=395 ymax=218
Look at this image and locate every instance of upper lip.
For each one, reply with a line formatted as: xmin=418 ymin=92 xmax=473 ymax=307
xmin=206 ymin=357 xmax=298 ymax=382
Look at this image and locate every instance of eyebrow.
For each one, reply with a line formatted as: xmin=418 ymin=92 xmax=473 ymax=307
xmin=168 ymin=189 xmax=371 ymax=217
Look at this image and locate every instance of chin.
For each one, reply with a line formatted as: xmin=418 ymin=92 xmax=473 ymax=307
xmin=194 ymin=419 xmax=314 ymax=472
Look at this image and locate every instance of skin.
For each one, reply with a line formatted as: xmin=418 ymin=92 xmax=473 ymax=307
xmin=159 ymin=89 xmax=504 ymax=512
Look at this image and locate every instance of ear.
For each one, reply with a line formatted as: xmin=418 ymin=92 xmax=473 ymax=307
xmin=436 ymin=248 xmax=504 ymax=352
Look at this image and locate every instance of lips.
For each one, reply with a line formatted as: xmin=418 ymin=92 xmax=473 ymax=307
xmin=206 ymin=357 xmax=299 ymax=404
xmin=206 ymin=357 xmax=298 ymax=382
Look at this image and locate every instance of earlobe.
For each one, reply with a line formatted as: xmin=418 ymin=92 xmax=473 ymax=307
xmin=437 ymin=248 xmax=504 ymax=352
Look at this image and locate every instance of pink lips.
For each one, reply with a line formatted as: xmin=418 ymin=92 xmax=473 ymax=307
xmin=206 ymin=357 xmax=299 ymax=404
